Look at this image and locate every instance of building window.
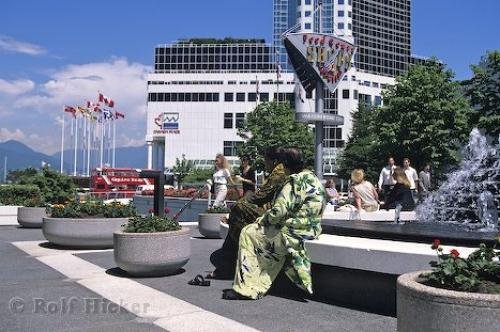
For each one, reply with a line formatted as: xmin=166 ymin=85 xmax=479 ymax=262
xmin=305 ymin=23 xmax=311 ymax=30
xmin=338 ymin=0 xmax=344 ymax=4
xmin=235 ymin=113 xmax=245 ymax=129
xmin=223 ymin=141 xmax=242 ymax=157
xmin=260 ymin=92 xmax=269 ymax=102
xmin=224 ymin=113 xmax=233 ymax=129
xmin=248 ymin=93 xmax=257 ymax=102
xmin=236 ymin=93 xmax=245 ymax=102
xmin=374 ymin=96 xmax=382 ymax=106
xmin=224 ymin=93 xmax=233 ymax=102
xmin=338 ymin=10 xmax=344 ymax=17
xmin=305 ymin=11 xmax=311 ymax=17
xmin=353 ymin=90 xmax=358 ymax=99
xmin=338 ymin=23 xmax=344 ymax=30
xmin=305 ymin=0 xmax=311 ymax=4
xmin=342 ymin=89 xmax=350 ymax=99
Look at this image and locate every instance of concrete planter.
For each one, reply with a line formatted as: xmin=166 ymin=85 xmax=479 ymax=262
xmin=18 ymin=207 xmax=47 ymax=228
xmin=397 ymin=271 xmax=500 ymax=332
xmin=113 ymin=227 xmax=190 ymax=277
xmin=198 ymin=213 xmax=229 ymax=238
xmin=42 ymin=217 xmax=128 ymax=249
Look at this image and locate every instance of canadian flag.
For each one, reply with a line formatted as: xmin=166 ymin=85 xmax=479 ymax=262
xmin=98 ymin=92 xmax=115 ymax=108
xmin=114 ymin=111 xmax=125 ymax=119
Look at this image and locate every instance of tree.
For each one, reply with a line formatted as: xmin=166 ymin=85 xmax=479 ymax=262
xmin=18 ymin=167 xmax=75 ymax=204
xmin=172 ymin=154 xmax=193 ymax=189
xmin=237 ymin=101 xmax=314 ymax=171
xmin=337 ymin=103 xmax=380 ymax=183
xmin=463 ymin=51 xmax=500 ymax=138
xmin=374 ymin=60 xmax=472 ymax=177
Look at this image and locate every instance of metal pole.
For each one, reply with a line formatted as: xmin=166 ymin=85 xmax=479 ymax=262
xmin=112 ymin=119 xmax=116 ymax=168
xmin=100 ymin=120 xmax=104 ymax=167
xmin=315 ymin=80 xmax=324 ymax=180
xmin=3 ymin=156 xmax=7 ymax=183
xmin=87 ymin=120 xmax=91 ymax=176
xmin=60 ymin=114 xmax=65 ymax=174
xmin=73 ymin=116 xmax=78 ymax=176
xmin=139 ymin=170 xmax=165 ymax=217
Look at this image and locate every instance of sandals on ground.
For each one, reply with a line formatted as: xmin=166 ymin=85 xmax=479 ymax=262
xmin=187 ymin=274 xmax=210 ymax=286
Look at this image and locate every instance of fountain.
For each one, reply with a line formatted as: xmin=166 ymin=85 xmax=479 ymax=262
xmin=322 ymin=129 xmax=499 ymax=246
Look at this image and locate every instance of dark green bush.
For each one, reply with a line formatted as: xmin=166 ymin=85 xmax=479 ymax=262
xmin=50 ymin=200 xmax=136 ymax=218
xmin=123 ymin=215 xmax=181 ymax=233
xmin=0 ymin=185 xmax=42 ymax=206
xmin=18 ymin=167 xmax=75 ymax=205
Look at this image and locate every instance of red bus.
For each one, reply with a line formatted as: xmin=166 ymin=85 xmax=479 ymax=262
xmin=90 ymin=168 xmax=151 ymax=198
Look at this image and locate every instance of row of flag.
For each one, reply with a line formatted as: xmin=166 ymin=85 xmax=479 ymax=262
xmin=63 ymin=92 xmax=124 ymax=121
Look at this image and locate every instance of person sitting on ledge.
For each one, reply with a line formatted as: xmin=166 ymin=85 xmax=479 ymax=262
xmin=381 ymin=167 xmax=415 ymax=211
xmin=206 ymin=147 xmax=288 ymax=280
xmin=351 ymin=169 xmax=379 ymax=212
xmin=223 ymin=147 xmax=326 ymax=300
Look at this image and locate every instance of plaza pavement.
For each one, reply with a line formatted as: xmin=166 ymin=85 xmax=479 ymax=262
xmin=0 ymin=223 xmax=396 ymax=331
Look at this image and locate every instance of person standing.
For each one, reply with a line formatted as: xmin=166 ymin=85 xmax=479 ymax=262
xmin=403 ymin=158 xmax=419 ymax=202
xmin=377 ymin=157 xmax=396 ymax=200
xmin=236 ymin=156 xmax=256 ymax=196
xmin=418 ymin=163 xmax=432 ymax=201
xmin=381 ymin=167 xmax=415 ymax=211
xmin=212 ymin=154 xmax=235 ymax=207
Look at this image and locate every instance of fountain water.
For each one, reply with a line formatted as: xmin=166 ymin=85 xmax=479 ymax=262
xmin=416 ymin=129 xmax=499 ymax=230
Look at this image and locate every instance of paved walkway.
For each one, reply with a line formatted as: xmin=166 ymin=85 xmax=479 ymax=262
xmin=0 ymin=224 xmax=396 ymax=331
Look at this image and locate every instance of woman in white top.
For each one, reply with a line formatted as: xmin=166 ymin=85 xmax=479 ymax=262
xmin=212 ymin=154 xmax=236 ymax=207
xmin=351 ymin=169 xmax=379 ymax=212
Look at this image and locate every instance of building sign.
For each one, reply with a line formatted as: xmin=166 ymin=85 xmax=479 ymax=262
xmin=153 ymin=112 xmax=180 ymax=134
xmin=295 ymin=112 xmax=344 ymax=126
xmin=284 ymin=33 xmax=356 ymax=93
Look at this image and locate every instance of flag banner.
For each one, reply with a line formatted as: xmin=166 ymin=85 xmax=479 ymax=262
xmin=114 ymin=111 xmax=125 ymax=119
xmin=102 ymin=108 xmax=113 ymax=120
xmin=284 ymin=32 xmax=356 ymax=93
xmin=64 ymin=105 xmax=77 ymax=117
xmin=98 ymin=92 xmax=115 ymax=108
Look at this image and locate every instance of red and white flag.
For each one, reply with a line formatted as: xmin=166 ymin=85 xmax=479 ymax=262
xmin=114 ymin=111 xmax=125 ymax=119
xmin=64 ymin=105 xmax=77 ymax=117
xmin=98 ymin=92 xmax=115 ymax=108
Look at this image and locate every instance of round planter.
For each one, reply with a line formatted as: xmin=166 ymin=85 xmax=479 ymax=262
xmin=198 ymin=213 xmax=229 ymax=238
xmin=114 ymin=227 xmax=190 ymax=277
xmin=18 ymin=207 xmax=47 ymax=228
xmin=220 ymin=221 xmax=229 ymax=239
xmin=397 ymin=270 xmax=500 ymax=332
xmin=42 ymin=217 xmax=128 ymax=249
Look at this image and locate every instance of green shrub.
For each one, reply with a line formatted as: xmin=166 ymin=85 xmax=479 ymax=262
xmin=50 ymin=200 xmax=136 ymax=218
xmin=123 ymin=215 xmax=181 ymax=233
xmin=0 ymin=185 xmax=42 ymax=206
xmin=18 ymin=167 xmax=75 ymax=205
xmin=206 ymin=206 xmax=231 ymax=214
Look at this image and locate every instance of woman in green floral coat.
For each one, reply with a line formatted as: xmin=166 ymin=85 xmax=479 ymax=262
xmin=223 ymin=147 xmax=326 ymax=300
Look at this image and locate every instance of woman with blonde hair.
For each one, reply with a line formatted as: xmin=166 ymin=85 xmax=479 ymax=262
xmin=351 ymin=169 xmax=379 ymax=212
xmin=381 ymin=167 xmax=415 ymax=211
xmin=212 ymin=153 xmax=235 ymax=207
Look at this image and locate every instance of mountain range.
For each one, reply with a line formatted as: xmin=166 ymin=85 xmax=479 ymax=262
xmin=0 ymin=140 xmax=147 ymax=174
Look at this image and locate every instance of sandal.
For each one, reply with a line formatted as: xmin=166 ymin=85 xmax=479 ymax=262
xmin=188 ymin=274 xmax=210 ymax=286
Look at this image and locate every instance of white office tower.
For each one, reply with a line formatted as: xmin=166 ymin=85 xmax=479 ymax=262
xmin=145 ymin=39 xmax=295 ymax=170
xmin=273 ymin=0 xmax=412 ymax=174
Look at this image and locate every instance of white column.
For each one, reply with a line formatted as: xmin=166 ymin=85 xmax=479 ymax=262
xmin=147 ymin=141 xmax=153 ymax=169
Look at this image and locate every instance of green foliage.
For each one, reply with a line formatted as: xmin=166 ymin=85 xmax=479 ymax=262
xmin=206 ymin=206 xmax=231 ymax=214
xmin=375 ymin=60 xmax=471 ymax=175
xmin=6 ymin=168 xmax=38 ymax=183
xmin=0 ymin=185 xmax=42 ymax=206
xmin=338 ymin=103 xmax=380 ymax=183
xmin=17 ymin=167 xmax=75 ymax=205
xmin=463 ymin=50 xmax=500 ymax=137
xmin=50 ymin=200 xmax=136 ymax=218
xmin=421 ymin=240 xmax=500 ymax=294
xmin=172 ymin=154 xmax=193 ymax=189
xmin=238 ymin=101 xmax=315 ymax=171
xmin=123 ymin=215 xmax=181 ymax=233
xmin=183 ymin=168 xmax=213 ymax=185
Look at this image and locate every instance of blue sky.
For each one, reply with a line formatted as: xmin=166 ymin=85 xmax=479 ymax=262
xmin=0 ymin=0 xmax=499 ymax=154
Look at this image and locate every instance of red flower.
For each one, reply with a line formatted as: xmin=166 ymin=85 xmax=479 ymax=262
xmin=164 ymin=207 xmax=171 ymax=214
xmin=148 ymin=208 xmax=154 ymax=214
xmin=431 ymin=239 xmax=441 ymax=250
xmin=450 ymin=249 xmax=460 ymax=258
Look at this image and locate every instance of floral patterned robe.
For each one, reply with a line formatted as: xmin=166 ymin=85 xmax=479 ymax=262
xmin=232 ymin=169 xmax=326 ymax=299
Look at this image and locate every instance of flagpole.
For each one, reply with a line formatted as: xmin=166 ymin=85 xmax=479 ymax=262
xmin=112 ymin=119 xmax=116 ymax=168
xmin=73 ymin=116 xmax=78 ymax=176
xmin=100 ymin=119 xmax=104 ymax=168
xmin=82 ymin=116 xmax=86 ymax=176
xmin=60 ymin=114 xmax=65 ymax=174
xmin=87 ymin=119 xmax=91 ymax=176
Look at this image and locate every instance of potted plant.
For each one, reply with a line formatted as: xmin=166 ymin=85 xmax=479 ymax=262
xmin=198 ymin=206 xmax=230 ymax=239
xmin=17 ymin=191 xmax=47 ymax=228
xmin=114 ymin=212 xmax=190 ymax=277
xmin=397 ymin=239 xmax=500 ymax=332
xmin=42 ymin=200 xmax=136 ymax=249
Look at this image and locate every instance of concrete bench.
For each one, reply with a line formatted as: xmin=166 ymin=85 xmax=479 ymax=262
xmin=305 ymin=234 xmax=476 ymax=316
xmin=0 ymin=206 xmax=21 ymax=226
xmin=322 ymin=205 xmax=416 ymax=222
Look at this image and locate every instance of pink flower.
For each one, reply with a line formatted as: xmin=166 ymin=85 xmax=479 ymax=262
xmin=450 ymin=249 xmax=460 ymax=258
xmin=164 ymin=207 xmax=171 ymax=214
xmin=431 ymin=239 xmax=441 ymax=250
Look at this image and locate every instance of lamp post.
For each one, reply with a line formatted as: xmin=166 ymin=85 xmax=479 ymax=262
xmin=138 ymin=170 xmax=165 ymax=217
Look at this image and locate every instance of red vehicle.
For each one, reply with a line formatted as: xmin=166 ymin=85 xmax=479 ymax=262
xmin=90 ymin=168 xmax=151 ymax=199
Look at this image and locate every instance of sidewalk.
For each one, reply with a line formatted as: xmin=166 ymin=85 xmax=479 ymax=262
xmin=0 ymin=224 xmax=396 ymax=331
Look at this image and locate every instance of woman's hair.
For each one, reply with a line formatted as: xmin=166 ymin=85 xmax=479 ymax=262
xmin=350 ymin=169 xmax=365 ymax=185
xmin=325 ymin=179 xmax=336 ymax=188
xmin=215 ymin=153 xmax=230 ymax=169
xmin=281 ymin=147 xmax=304 ymax=174
xmin=393 ymin=167 xmax=411 ymax=187
xmin=263 ymin=146 xmax=281 ymax=162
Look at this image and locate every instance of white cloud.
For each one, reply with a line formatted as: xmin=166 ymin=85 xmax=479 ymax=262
xmin=0 ymin=35 xmax=47 ymax=55
xmin=0 ymin=78 xmax=35 ymax=95
xmin=0 ymin=128 xmax=26 ymax=142
xmin=0 ymin=57 xmax=150 ymax=154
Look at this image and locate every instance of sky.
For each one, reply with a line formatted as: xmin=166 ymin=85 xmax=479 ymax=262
xmin=0 ymin=0 xmax=499 ymax=155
